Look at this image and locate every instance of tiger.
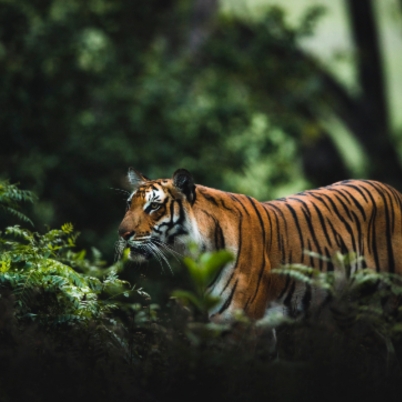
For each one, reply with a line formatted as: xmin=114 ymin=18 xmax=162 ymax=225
xmin=117 ymin=168 xmax=402 ymax=323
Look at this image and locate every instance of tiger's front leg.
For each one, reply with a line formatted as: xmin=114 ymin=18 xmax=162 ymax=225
xmin=209 ymin=271 xmax=271 ymax=323
xmin=208 ymin=265 xmax=282 ymax=357
xmin=209 ymin=277 xmax=279 ymax=358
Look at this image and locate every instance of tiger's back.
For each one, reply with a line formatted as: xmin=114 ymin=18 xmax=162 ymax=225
xmin=263 ymin=179 xmax=402 ymax=275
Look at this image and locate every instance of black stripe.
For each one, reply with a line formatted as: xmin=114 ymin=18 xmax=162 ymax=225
xmin=192 ymin=186 xmax=197 ymax=205
xmin=387 ymin=186 xmax=402 ymax=239
xmin=268 ymin=203 xmax=289 ymax=235
xmin=261 ymin=205 xmax=274 ymax=251
xmin=200 ymin=191 xmax=219 ymax=207
xmin=343 ymin=182 xmax=369 ymax=203
xmin=310 ymin=202 xmax=333 ymax=248
xmin=289 ymin=198 xmax=324 ymax=260
xmin=214 ymin=221 xmax=225 ymax=250
xmin=157 ymin=200 xmax=176 ymax=230
xmin=325 ymin=218 xmax=348 ymax=255
xmin=308 ymin=193 xmax=333 ymax=213
xmin=283 ymin=203 xmax=305 ymax=260
xmin=388 ymin=185 xmax=402 ymax=213
xmin=246 ymin=196 xmax=268 ymax=305
xmin=331 ymin=187 xmax=355 ymax=207
xmin=268 ymin=206 xmax=283 ymax=264
xmin=216 ymin=215 xmax=243 ymax=294
xmin=176 ymin=199 xmax=185 ymax=224
xmin=337 ymin=187 xmax=367 ymax=221
xmin=165 ymin=200 xmax=188 ymax=240
xmin=280 ymin=234 xmax=287 ymax=265
xmin=319 ymin=193 xmax=358 ymax=254
xmin=220 ymin=198 xmax=235 ymax=212
xmin=144 ymin=204 xmax=154 ymax=214
xmin=350 ymin=210 xmax=363 ymax=257
xmin=363 ymin=181 xmax=395 ymax=272
xmin=267 ymin=203 xmax=289 ymax=263
xmin=229 ymin=194 xmax=251 ymax=216
xmin=388 ymin=187 xmax=402 ymax=236
xmin=218 ymin=279 xmax=238 ymax=314
xmin=328 ymin=191 xmax=353 ymax=221
xmin=359 ymin=185 xmax=380 ymax=271
xmin=243 ymin=295 xmax=253 ymax=312
xmin=307 ymin=238 xmax=314 ymax=267
xmin=334 ymin=231 xmax=349 ymax=255
xmin=383 ymin=185 xmax=396 ymax=232
xmin=198 ymin=209 xmax=225 ymax=251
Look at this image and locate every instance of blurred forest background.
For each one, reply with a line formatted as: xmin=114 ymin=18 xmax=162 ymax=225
xmin=2 ymin=0 xmax=402 ymax=263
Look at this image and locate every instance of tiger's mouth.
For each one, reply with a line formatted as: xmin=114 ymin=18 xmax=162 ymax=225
xmin=130 ymin=246 xmax=152 ymax=261
xmin=117 ymin=238 xmax=175 ymax=273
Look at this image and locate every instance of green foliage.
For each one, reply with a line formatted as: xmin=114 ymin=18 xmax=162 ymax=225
xmin=0 ymin=222 xmax=133 ymax=326
xmin=0 ymin=180 xmax=36 ymax=225
xmin=0 ymin=180 xmax=142 ymax=361
xmin=172 ymin=246 xmax=233 ymax=317
xmin=0 ymin=0 xmax=330 ymax=261
xmin=274 ymin=251 xmax=402 ymax=342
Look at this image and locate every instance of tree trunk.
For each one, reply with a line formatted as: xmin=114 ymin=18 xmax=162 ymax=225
xmin=344 ymin=0 xmax=402 ymax=186
xmin=188 ymin=0 xmax=218 ymax=55
xmin=303 ymin=0 xmax=402 ymax=187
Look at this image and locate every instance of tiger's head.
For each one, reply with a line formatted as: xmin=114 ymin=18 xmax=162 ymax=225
xmin=117 ymin=168 xmax=200 ymax=263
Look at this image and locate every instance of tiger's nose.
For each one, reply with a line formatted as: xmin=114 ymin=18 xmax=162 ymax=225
xmin=119 ymin=230 xmax=135 ymax=241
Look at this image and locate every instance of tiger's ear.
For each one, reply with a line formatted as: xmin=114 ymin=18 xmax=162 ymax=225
xmin=173 ymin=169 xmax=195 ymax=203
xmin=128 ymin=168 xmax=147 ymax=190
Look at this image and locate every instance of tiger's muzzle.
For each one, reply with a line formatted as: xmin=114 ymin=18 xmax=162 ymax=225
xmin=129 ymin=244 xmax=153 ymax=260
xmin=118 ymin=229 xmax=153 ymax=261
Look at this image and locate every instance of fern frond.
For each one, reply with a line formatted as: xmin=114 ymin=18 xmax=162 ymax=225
xmin=273 ymin=264 xmax=315 ymax=285
xmin=0 ymin=181 xmax=36 ymax=225
xmin=0 ymin=205 xmax=33 ymax=226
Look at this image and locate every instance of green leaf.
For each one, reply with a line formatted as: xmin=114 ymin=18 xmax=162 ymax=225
xmin=183 ymin=257 xmax=205 ymax=291
xmin=202 ymin=295 xmax=221 ymax=311
xmin=199 ymin=250 xmax=233 ymax=283
xmin=184 ymin=250 xmax=233 ymax=293
xmin=61 ymin=223 xmax=74 ymax=233
xmin=171 ymin=290 xmax=204 ymax=312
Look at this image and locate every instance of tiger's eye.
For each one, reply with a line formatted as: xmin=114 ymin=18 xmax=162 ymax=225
xmin=150 ymin=202 xmax=160 ymax=210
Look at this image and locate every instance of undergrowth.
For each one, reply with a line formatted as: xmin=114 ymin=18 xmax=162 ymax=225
xmin=1 ymin=180 xmax=402 ymax=402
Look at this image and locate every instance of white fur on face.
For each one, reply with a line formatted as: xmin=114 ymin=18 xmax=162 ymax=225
xmin=143 ymin=187 xmax=165 ymax=211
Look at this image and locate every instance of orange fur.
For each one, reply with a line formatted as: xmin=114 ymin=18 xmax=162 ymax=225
xmin=118 ymin=170 xmax=402 ymax=322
